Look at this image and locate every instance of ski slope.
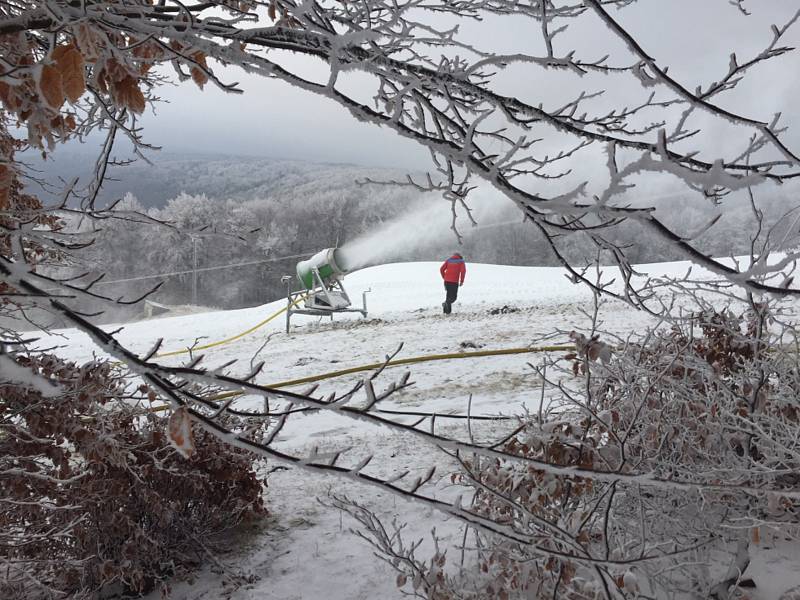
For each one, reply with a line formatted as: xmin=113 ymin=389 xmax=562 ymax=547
xmin=50 ymin=258 xmax=709 ymax=366
xmin=47 ymin=259 xmax=690 ymax=437
xmin=48 ymin=260 xmax=800 ymax=600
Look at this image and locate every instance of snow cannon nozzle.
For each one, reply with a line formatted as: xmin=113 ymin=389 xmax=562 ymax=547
xmin=296 ymin=247 xmax=349 ymax=291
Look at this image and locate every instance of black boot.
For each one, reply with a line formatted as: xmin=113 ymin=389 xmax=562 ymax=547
xmin=443 ymin=301 xmax=451 ymax=314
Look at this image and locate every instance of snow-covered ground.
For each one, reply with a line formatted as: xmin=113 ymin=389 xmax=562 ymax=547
xmin=48 ymin=260 xmax=800 ymax=599
xmin=46 ymin=258 xmax=709 ymax=367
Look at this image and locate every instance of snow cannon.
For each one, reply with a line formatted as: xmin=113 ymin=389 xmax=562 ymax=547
xmin=296 ymin=247 xmax=348 ymax=291
xmin=281 ymin=247 xmax=368 ymax=332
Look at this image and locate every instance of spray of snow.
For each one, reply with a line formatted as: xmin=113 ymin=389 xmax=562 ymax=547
xmin=338 ymin=187 xmax=517 ymax=271
xmin=336 ymin=185 xmax=764 ymax=273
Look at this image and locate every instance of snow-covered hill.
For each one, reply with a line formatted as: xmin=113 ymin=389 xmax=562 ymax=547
xmin=49 ymin=260 xmax=800 ymax=600
xmin=50 ymin=258 xmax=705 ymax=365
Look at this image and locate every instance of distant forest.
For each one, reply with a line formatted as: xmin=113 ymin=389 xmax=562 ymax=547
xmin=28 ymin=152 xmax=799 ymax=320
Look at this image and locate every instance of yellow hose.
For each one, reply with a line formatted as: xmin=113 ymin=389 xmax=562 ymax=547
xmin=203 ymin=344 xmax=575 ymax=403
xmin=143 ymin=344 xmax=574 ymax=412
xmin=153 ymin=294 xmax=307 ymax=358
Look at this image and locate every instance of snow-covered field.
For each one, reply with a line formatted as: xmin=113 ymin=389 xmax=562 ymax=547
xmin=48 ymin=261 xmax=800 ymax=599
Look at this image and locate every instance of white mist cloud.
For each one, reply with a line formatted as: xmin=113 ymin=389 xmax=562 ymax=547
xmin=338 ymin=186 xmax=519 ymax=271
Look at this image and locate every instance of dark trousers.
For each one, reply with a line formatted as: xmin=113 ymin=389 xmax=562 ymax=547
xmin=444 ymin=282 xmax=459 ymax=304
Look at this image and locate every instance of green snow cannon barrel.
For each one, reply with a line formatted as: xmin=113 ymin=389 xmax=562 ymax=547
xmin=296 ymin=247 xmax=349 ymax=290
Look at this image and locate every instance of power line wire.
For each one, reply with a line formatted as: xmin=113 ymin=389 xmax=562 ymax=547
xmin=89 ymin=252 xmax=314 ymax=286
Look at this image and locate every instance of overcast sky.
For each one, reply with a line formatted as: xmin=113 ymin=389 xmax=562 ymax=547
xmin=116 ymin=0 xmax=800 ymax=173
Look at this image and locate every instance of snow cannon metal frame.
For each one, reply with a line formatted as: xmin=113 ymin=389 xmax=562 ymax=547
xmin=282 ymin=247 xmax=368 ymax=333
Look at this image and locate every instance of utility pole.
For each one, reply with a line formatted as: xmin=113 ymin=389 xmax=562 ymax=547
xmin=191 ymin=235 xmax=198 ymax=306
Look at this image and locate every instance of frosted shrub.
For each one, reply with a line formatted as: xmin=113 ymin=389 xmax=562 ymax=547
xmin=380 ymin=305 xmax=800 ymax=599
xmin=0 ymin=353 xmax=267 ymax=599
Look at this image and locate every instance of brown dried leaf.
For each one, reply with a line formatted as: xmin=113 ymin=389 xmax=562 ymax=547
xmin=74 ymin=24 xmax=103 ymax=61
xmin=190 ymin=52 xmax=209 ymax=89
xmin=53 ymin=45 xmax=85 ymax=103
xmin=115 ymin=76 xmax=146 ymax=114
xmin=39 ymin=64 xmax=65 ymax=109
xmin=133 ymin=41 xmax=163 ymax=76
xmin=167 ymin=406 xmax=195 ymax=458
xmin=2 ymin=82 xmax=22 ymax=111
xmin=96 ymin=67 xmax=109 ymax=93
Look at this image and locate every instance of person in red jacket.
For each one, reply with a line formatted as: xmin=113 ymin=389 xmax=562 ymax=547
xmin=439 ymin=253 xmax=466 ymax=314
